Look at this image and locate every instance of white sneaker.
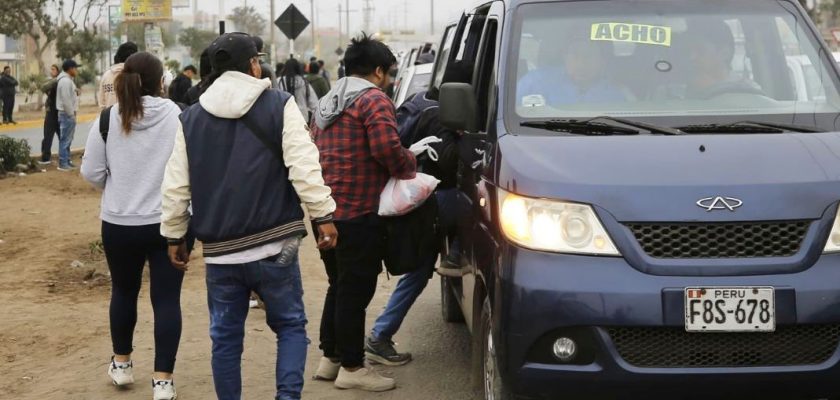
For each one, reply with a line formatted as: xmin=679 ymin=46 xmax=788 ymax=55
xmin=108 ymin=357 xmax=135 ymax=386
xmin=334 ymin=366 xmax=395 ymax=392
xmin=313 ymin=357 xmax=340 ymax=381
xmin=152 ymin=379 xmax=177 ymax=400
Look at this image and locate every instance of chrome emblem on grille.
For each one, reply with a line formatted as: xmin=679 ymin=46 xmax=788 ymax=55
xmin=696 ymin=196 xmax=743 ymax=212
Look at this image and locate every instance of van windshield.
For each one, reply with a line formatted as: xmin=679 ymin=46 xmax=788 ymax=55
xmin=510 ymin=0 xmax=840 ymax=131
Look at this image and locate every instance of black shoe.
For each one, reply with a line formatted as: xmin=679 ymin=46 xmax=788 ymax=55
xmin=365 ymin=336 xmax=412 ymax=366
xmin=9 ymin=120 xmax=16 ymax=125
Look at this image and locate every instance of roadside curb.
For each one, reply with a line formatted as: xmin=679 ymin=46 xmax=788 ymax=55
xmin=0 ymin=113 xmax=98 ymax=133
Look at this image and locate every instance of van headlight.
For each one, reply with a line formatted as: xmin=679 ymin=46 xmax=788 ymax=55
xmin=824 ymin=208 xmax=840 ymax=253
xmin=498 ymin=189 xmax=620 ymax=255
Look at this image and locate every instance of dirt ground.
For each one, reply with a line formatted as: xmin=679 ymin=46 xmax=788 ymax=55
xmin=0 ymin=164 xmax=477 ymax=399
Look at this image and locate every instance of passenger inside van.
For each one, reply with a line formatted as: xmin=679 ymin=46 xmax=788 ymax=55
xmin=517 ymin=31 xmax=625 ymax=107
xmin=684 ymin=19 xmax=764 ymax=99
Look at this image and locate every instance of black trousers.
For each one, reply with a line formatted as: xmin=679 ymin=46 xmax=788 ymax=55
xmin=102 ymin=221 xmax=185 ymax=373
xmin=41 ymin=110 xmax=59 ymax=162
xmin=319 ymin=214 xmax=385 ymax=368
xmin=1 ymin=94 xmax=13 ymax=122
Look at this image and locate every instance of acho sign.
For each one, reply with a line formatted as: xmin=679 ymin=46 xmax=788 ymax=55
xmin=122 ymin=0 xmax=172 ymax=22
xmin=590 ymin=23 xmax=672 ymax=47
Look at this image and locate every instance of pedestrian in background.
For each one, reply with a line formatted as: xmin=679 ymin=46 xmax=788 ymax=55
xmin=185 ymin=48 xmax=212 ymax=106
xmin=279 ymin=58 xmax=318 ymax=120
xmin=311 ymin=33 xmax=416 ymax=393
xmin=306 ymin=62 xmax=330 ymax=99
xmin=161 ymin=32 xmax=337 ymax=400
xmin=38 ymin=64 xmax=61 ymax=165
xmin=318 ymin=60 xmax=331 ymax=83
xmin=252 ymin=36 xmax=277 ymax=88
xmin=0 ymin=66 xmax=19 ymax=124
xmin=338 ymin=60 xmax=346 ymax=79
xmin=99 ymin=42 xmax=139 ymax=109
xmin=81 ymin=51 xmax=187 ymax=400
xmin=168 ymin=65 xmax=196 ymax=105
xmin=57 ymin=59 xmax=80 ymax=172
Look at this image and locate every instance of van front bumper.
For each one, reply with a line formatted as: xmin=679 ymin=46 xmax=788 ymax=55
xmin=500 ymin=247 xmax=840 ymax=399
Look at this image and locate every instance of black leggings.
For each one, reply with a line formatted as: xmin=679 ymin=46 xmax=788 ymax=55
xmin=102 ymin=221 xmax=185 ymax=373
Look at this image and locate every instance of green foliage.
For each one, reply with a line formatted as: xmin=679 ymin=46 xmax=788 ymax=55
xmin=179 ymin=28 xmax=218 ymax=61
xmin=18 ymin=74 xmax=48 ymax=103
xmin=76 ymin=67 xmax=97 ymax=87
xmin=0 ymin=135 xmax=32 ymax=172
xmin=56 ymin=24 xmax=110 ymax=69
xmin=229 ymin=6 xmax=267 ymax=36
xmin=165 ymin=59 xmax=181 ymax=75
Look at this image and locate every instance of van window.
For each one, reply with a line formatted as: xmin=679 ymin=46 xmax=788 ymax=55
xmin=508 ymin=0 xmax=840 ymax=128
xmin=432 ymin=25 xmax=458 ymax=91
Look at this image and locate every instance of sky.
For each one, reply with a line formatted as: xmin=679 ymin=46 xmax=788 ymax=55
xmin=179 ymin=0 xmax=475 ymax=35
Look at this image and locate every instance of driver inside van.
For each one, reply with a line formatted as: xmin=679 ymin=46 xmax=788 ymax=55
xmin=684 ymin=19 xmax=763 ymax=99
xmin=517 ymin=32 xmax=624 ymax=107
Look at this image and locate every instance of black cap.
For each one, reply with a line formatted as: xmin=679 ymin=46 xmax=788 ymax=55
xmin=209 ymin=32 xmax=263 ymax=72
xmin=252 ymin=36 xmax=264 ymax=52
xmin=114 ymin=42 xmax=139 ymax=64
xmin=62 ymin=59 xmax=80 ymax=72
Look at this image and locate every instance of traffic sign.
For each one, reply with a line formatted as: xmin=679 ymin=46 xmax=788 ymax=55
xmin=275 ymin=4 xmax=310 ymax=41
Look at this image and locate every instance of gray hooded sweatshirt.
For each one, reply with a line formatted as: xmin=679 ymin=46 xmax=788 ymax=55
xmin=314 ymin=77 xmax=377 ymax=130
xmin=81 ymin=96 xmax=181 ymax=225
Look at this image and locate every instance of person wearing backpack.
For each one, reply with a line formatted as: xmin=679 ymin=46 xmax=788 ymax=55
xmin=365 ymin=62 xmax=473 ymax=366
xmin=80 ymin=52 xmax=186 ymax=400
xmin=278 ymin=58 xmax=318 ymax=120
xmin=160 ymin=32 xmax=337 ymax=400
xmin=311 ymin=33 xmax=416 ymax=393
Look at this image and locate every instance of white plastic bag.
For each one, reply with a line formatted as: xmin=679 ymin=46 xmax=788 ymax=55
xmin=378 ymin=173 xmax=441 ymax=217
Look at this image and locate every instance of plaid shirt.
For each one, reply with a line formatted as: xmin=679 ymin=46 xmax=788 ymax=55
xmin=313 ymin=88 xmax=417 ymax=221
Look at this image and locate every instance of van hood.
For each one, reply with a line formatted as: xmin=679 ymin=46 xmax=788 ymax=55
xmin=496 ymin=132 xmax=840 ymax=222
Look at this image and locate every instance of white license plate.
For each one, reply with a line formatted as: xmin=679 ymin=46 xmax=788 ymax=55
xmin=684 ymin=287 xmax=775 ymax=332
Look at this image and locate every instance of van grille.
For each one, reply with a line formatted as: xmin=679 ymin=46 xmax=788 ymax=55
xmin=626 ymin=221 xmax=810 ymax=259
xmin=608 ymin=325 xmax=840 ymax=368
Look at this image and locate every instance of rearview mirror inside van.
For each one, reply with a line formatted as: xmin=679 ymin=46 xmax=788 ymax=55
xmin=440 ymin=82 xmax=479 ymax=132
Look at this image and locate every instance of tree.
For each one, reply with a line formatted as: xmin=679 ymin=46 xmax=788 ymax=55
xmin=0 ymin=0 xmax=58 ymax=76
xmin=179 ymin=28 xmax=218 ymax=61
xmin=229 ymin=6 xmax=267 ymax=36
xmin=56 ymin=24 xmax=109 ymax=71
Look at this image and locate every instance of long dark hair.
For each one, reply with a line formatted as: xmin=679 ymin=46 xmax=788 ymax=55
xmin=114 ymin=52 xmax=163 ymax=134
xmin=282 ymin=58 xmax=304 ymax=94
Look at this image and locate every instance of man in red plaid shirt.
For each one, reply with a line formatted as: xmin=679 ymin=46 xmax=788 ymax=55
xmin=310 ymin=34 xmax=416 ymax=392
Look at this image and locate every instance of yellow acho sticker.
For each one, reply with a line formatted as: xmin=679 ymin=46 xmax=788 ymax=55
xmin=590 ymin=23 xmax=672 ymax=47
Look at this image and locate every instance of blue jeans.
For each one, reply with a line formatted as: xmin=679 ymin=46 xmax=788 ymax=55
xmin=58 ymin=112 xmax=76 ymax=168
xmin=206 ymin=255 xmax=308 ymax=400
xmin=371 ymin=189 xmax=460 ymax=341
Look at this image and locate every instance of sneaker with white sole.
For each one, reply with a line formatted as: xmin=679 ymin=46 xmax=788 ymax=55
xmin=334 ymin=366 xmax=395 ymax=392
xmin=313 ymin=356 xmax=340 ymax=381
xmin=108 ymin=357 xmax=135 ymax=386
xmin=365 ymin=336 xmax=412 ymax=366
xmin=152 ymin=379 xmax=177 ymax=400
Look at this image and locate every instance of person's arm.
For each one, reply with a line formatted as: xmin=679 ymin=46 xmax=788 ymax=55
xmin=56 ymin=79 xmax=71 ymax=113
xmin=363 ymin=92 xmax=417 ymax=179
xmin=281 ymin=99 xmax=338 ymax=248
xmin=80 ymin=117 xmax=108 ymax=189
xmin=161 ymin=123 xmax=192 ymax=241
xmin=306 ymin=83 xmax=319 ymax=116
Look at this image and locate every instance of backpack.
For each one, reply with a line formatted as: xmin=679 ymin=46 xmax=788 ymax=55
xmin=395 ymin=91 xmax=438 ymax=147
xmin=382 ymin=197 xmax=440 ymax=276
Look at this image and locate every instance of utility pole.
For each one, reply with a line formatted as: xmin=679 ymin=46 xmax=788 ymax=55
xmin=311 ymin=0 xmax=318 ymax=58
xmin=346 ymin=0 xmax=350 ymax=37
xmin=338 ymin=2 xmax=343 ymax=46
xmin=362 ymin=0 xmax=373 ymax=33
xmin=430 ymin=0 xmax=434 ymax=35
xmin=270 ymin=0 xmax=276 ymax=63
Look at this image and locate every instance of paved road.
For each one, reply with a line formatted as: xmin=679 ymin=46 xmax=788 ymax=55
xmin=1 ymin=120 xmax=93 ymax=156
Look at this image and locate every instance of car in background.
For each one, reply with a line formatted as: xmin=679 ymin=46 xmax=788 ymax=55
xmin=436 ymin=0 xmax=840 ymax=399
xmin=393 ymin=63 xmax=434 ymax=107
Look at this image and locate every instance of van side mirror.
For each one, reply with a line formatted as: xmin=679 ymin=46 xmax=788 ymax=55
xmin=440 ymin=82 xmax=479 ymax=132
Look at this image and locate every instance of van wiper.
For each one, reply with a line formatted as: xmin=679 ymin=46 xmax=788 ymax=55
xmin=521 ymin=117 xmax=682 ymax=136
xmin=677 ymin=121 xmax=822 ymax=134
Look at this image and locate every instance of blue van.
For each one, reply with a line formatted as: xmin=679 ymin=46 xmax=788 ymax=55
xmin=435 ymin=0 xmax=840 ymax=398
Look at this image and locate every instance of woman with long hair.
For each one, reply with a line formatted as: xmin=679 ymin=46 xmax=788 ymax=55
xmin=278 ymin=58 xmax=319 ymax=119
xmin=81 ymin=51 xmax=186 ymax=400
